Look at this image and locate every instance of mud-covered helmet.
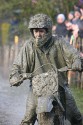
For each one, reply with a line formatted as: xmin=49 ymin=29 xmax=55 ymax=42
xmin=28 ymin=13 xmax=52 ymax=30
xmin=28 ymin=14 xmax=52 ymax=47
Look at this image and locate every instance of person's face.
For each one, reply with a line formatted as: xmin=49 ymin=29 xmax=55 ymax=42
xmin=68 ymin=13 xmax=74 ymax=21
xmin=74 ymin=11 xmax=81 ymax=19
xmin=33 ymin=28 xmax=46 ymax=38
xmin=65 ymin=22 xmax=72 ymax=30
xmin=57 ymin=17 xmax=64 ymax=24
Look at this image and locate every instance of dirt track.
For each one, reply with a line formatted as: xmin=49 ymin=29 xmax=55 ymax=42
xmin=0 ymin=72 xmax=30 ymax=125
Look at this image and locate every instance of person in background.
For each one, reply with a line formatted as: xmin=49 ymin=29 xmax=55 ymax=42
xmin=70 ymin=24 xmax=79 ymax=47
xmin=80 ymin=7 xmax=83 ymax=20
xmin=72 ymin=9 xmax=81 ymax=24
xmin=65 ymin=21 xmax=73 ymax=41
xmin=69 ymin=24 xmax=83 ymax=88
xmin=68 ymin=11 xmax=74 ymax=23
xmin=66 ymin=9 xmax=82 ymax=41
xmin=77 ymin=8 xmax=83 ymax=37
xmin=55 ymin=14 xmax=68 ymax=37
xmin=52 ymin=25 xmax=56 ymax=36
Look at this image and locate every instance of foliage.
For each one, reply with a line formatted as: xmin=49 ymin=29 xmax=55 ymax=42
xmin=0 ymin=0 xmax=79 ymax=42
xmin=0 ymin=0 xmax=79 ymax=22
xmin=71 ymin=86 xmax=83 ymax=113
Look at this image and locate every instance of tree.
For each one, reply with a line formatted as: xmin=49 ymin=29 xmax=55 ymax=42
xmin=0 ymin=0 xmax=79 ymax=22
xmin=0 ymin=0 xmax=79 ymax=42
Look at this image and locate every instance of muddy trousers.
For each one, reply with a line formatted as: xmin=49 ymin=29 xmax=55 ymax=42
xmin=20 ymin=86 xmax=82 ymax=125
xmin=20 ymin=87 xmax=37 ymax=125
xmin=37 ymin=112 xmax=56 ymax=125
xmin=37 ymin=110 xmax=64 ymax=125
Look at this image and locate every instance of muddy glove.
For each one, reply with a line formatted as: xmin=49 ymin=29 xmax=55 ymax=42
xmin=10 ymin=73 xmax=33 ymax=87
xmin=72 ymin=60 xmax=81 ymax=71
xmin=10 ymin=74 xmax=23 ymax=87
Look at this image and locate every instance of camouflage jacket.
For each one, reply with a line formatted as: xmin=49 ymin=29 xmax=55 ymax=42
xmin=9 ymin=36 xmax=81 ymax=87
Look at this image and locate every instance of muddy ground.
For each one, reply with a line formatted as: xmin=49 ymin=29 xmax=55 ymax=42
xmin=0 ymin=69 xmax=30 ymax=125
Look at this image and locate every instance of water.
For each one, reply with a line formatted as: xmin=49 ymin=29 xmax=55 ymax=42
xmin=0 ymin=72 xmax=29 ymax=125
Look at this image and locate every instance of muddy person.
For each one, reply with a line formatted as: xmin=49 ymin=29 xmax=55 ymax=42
xmin=9 ymin=14 xmax=82 ymax=125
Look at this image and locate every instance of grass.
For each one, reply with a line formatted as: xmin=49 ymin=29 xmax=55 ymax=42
xmin=71 ymin=86 xmax=83 ymax=114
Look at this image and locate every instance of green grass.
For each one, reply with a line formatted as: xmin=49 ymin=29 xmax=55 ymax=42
xmin=71 ymin=86 xmax=83 ymax=114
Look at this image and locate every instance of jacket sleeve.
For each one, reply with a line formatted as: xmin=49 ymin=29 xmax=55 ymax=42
xmin=58 ymin=37 xmax=81 ymax=68
xmin=9 ymin=41 xmax=34 ymax=86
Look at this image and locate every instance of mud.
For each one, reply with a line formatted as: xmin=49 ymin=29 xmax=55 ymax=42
xmin=0 ymin=71 xmax=29 ymax=125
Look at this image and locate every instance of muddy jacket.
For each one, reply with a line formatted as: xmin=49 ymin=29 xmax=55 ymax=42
xmin=9 ymin=36 xmax=81 ymax=87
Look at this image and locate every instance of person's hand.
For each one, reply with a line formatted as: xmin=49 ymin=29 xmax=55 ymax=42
xmin=52 ymin=25 xmax=56 ymax=31
xmin=71 ymin=24 xmax=79 ymax=31
xmin=10 ymin=75 xmax=23 ymax=87
xmin=65 ymin=22 xmax=72 ymax=30
xmin=72 ymin=60 xmax=81 ymax=71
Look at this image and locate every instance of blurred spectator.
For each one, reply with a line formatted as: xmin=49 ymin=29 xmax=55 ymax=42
xmin=77 ymin=8 xmax=83 ymax=34
xmin=66 ymin=8 xmax=83 ymax=41
xmin=55 ymin=14 xmax=68 ymax=37
xmin=68 ymin=11 xmax=74 ymax=23
xmin=68 ymin=23 xmax=83 ymax=53
xmin=80 ymin=8 xmax=83 ymax=20
xmin=65 ymin=21 xmax=72 ymax=30
xmin=65 ymin=21 xmax=73 ymax=41
xmin=76 ymin=21 xmax=83 ymax=38
xmin=52 ymin=25 xmax=56 ymax=36
xmin=72 ymin=9 xmax=81 ymax=24
xmin=69 ymin=23 xmax=83 ymax=88
xmin=70 ymin=24 xmax=79 ymax=48
xmin=54 ymin=3 xmax=83 ymax=88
